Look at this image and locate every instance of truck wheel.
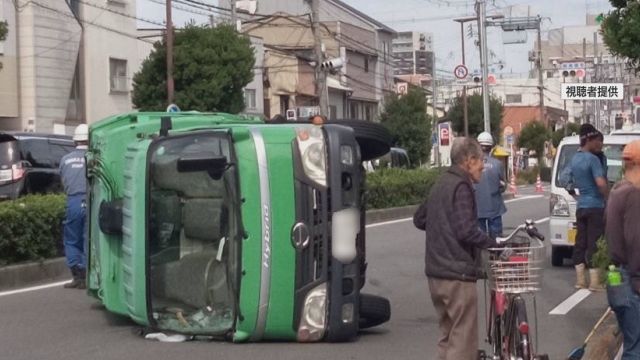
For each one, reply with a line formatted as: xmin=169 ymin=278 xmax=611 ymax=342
xmin=551 ymin=246 xmax=564 ymax=267
xmin=359 ymin=293 xmax=390 ymax=329
xmin=330 ymin=120 xmax=392 ymax=161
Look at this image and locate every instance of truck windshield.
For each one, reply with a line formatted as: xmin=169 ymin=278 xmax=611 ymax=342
xmin=147 ymin=132 xmax=240 ymax=335
xmin=555 ymin=143 xmax=626 ymax=187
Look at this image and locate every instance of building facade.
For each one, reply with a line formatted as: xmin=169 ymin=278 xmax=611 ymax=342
xmin=392 ymin=31 xmax=434 ymax=77
xmin=0 ymin=0 xmax=142 ymax=134
xmin=253 ymin=0 xmax=396 ymax=119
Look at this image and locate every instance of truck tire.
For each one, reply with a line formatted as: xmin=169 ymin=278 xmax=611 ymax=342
xmin=359 ymin=293 xmax=391 ymax=329
xmin=330 ymin=120 xmax=392 ymax=161
xmin=551 ymin=246 xmax=564 ymax=267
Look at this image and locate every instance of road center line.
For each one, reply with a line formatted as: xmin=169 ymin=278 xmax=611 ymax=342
xmin=549 ymin=289 xmax=592 ymax=315
xmin=0 ymin=281 xmax=69 ymax=298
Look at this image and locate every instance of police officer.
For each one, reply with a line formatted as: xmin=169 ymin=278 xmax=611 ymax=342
xmin=60 ymin=124 xmax=88 ymax=289
xmin=475 ymin=132 xmax=507 ymax=239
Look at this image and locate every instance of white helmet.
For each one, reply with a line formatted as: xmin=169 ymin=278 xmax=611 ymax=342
xmin=73 ymin=124 xmax=89 ymax=142
xmin=477 ymin=131 xmax=494 ymax=146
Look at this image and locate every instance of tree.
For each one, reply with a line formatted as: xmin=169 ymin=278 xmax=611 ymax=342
xmin=551 ymin=122 xmax=580 ymax=147
xmin=601 ymin=1 xmax=640 ymax=72
xmin=132 ymin=24 xmax=255 ymax=113
xmin=379 ymin=88 xmax=432 ymax=166
xmin=0 ymin=21 xmax=7 ymax=71
xmin=518 ymin=121 xmax=551 ymax=160
xmin=445 ymin=93 xmax=503 ymax=140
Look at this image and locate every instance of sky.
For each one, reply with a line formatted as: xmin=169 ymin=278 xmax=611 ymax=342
xmin=137 ymin=0 xmax=615 ymax=76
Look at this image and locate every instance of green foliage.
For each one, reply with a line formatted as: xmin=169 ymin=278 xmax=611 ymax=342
xmin=0 ymin=194 xmax=66 ymax=266
xmin=366 ymin=168 xmax=442 ymax=209
xmin=132 ymin=24 xmax=255 ymax=113
xmin=601 ymin=1 xmax=640 ymax=72
xmin=518 ymin=121 xmax=550 ymax=160
xmin=551 ymin=123 xmax=581 ymax=147
xmin=379 ymin=88 xmax=432 ymax=166
xmin=445 ymin=93 xmax=503 ymax=140
xmin=592 ymin=237 xmax=612 ymax=277
xmin=516 ymin=166 xmax=540 ymax=185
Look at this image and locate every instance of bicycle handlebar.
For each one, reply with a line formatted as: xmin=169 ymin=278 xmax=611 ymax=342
xmin=497 ymin=219 xmax=545 ymax=244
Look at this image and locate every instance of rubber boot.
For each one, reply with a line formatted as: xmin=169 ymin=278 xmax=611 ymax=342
xmin=75 ymin=267 xmax=86 ymax=290
xmin=574 ymin=263 xmax=587 ymax=289
xmin=63 ymin=267 xmax=81 ymax=289
xmin=589 ymin=269 xmax=605 ymax=292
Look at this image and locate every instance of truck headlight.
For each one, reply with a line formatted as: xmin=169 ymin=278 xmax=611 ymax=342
xmin=332 ymin=207 xmax=360 ymax=263
xmin=296 ymin=126 xmax=327 ymax=187
xmin=550 ymin=194 xmax=570 ymax=217
xmin=297 ymin=282 xmax=327 ymax=342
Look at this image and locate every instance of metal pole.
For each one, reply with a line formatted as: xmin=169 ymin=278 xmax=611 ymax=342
xmin=309 ymin=0 xmax=328 ymax=116
xmin=537 ymin=17 xmax=545 ymax=126
xmin=231 ymin=0 xmax=237 ymax=28
xmin=166 ymin=0 xmax=174 ymax=105
xmin=583 ymin=38 xmax=587 ymax=125
xmin=432 ymin=52 xmax=440 ymax=167
xmin=477 ymin=0 xmax=491 ymax=133
xmin=594 ymin=32 xmax=600 ymax=129
xmin=563 ymin=76 xmax=568 ymax=136
xmin=461 ymin=21 xmax=469 ymax=136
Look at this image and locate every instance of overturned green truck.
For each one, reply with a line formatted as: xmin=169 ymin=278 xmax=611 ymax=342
xmin=86 ymin=112 xmax=392 ymax=342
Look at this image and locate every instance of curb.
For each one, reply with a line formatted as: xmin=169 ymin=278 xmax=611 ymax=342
xmin=0 ymin=192 xmax=517 ymax=292
xmin=0 ymin=257 xmax=67 ymax=291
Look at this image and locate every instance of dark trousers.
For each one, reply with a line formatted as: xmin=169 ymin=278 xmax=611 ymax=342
xmin=607 ymin=268 xmax=640 ymax=359
xmin=572 ymin=207 xmax=604 ymax=268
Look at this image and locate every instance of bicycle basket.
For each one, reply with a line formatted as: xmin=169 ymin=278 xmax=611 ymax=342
xmin=486 ymin=235 xmax=544 ymax=293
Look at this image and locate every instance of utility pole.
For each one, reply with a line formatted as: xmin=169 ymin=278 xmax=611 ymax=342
xmin=460 ymin=21 xmax=469 ymax=136
xmin=309 ymin=0 xmax=328 ymax=116
xmin=477 ymin=0 xmax=491 ymax=133
xmin=536 ymin=17 xmax=545 ymax=127
xmin=432 ymin=52 xmax=440 ymax=167
xmin=230 ymin=0 xmax=237 ymax=28
xmin=166 ymin=0 xmax=174 ymax=105
xmin=594 ymin=32 xmax=600 ymax=129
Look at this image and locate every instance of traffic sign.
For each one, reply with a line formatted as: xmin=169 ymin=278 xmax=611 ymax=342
xmin=454 ymin=64 xmax=469 ymax=80
xmin=506 ymin=135 xmax=514 ymax=145
xmin=396 ymin=82 xmax=408 ymax=95
xmin=504 ymin=126 xmax=514 ymax=136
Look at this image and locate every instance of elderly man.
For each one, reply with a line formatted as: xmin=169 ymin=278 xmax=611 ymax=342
xmin=605 ymin=140 xmax=640 ymax=359
xmin=413 ymin=137 xmax=498 ymax=360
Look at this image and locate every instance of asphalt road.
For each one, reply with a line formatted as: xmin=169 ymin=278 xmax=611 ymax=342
xmin=0 ymin=184 xmax=610 ymax=360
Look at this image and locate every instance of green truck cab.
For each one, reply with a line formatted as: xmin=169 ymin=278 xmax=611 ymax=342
xmin=87 ymin=112 xmax=391 ymax=342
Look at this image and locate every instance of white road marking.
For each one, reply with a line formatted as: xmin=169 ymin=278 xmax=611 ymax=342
xmin=366 ymin=218 xmax=413 ymax=228
xmin=505 ymin=195 xmax=544 ymax=203
xmin=0 ymin=280 xmax=70 ymax=298
xmin=549 ymin=289 xmax=592 ymax=315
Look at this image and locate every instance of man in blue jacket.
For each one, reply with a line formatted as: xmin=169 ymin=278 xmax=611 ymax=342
xmin=60 ymin=124 xmax=88 ymax=289
xmin=475 ymin=132 xmax=507 ymax=238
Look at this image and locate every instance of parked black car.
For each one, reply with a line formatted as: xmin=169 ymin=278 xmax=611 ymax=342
xmin=0 ymin=132 xmax=75 ymax=200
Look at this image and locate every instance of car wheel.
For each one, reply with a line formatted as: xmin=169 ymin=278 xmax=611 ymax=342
xmin=359 ymin=293 xmax=391 ymax=329
xmin=551 ymin=246 xmax=564 ymax=267
xmin=330 ymin=120 xmax=393 ymax=161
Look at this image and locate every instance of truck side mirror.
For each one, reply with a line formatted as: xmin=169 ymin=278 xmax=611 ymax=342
xmin=177 ymin=153 xmax=229 ymax=180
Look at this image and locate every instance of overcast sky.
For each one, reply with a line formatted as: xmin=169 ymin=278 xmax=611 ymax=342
xmin=137 ymin=0 xmax=614 ymax=75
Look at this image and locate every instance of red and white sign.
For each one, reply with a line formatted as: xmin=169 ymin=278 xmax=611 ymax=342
xmin=439 ymin=122 xmax=451 ymax=147
xmin=396 ymin=82 xmax=408 ymax=96
xmin=487 ymin=73 xmax=497 ymax=85
xmin=454 ymin=65 xmax=469 ymax=80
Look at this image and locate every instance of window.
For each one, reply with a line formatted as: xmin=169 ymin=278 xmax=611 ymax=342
xmin=364 ymin=57 xmax=369 ymax=73
xmin=244 ymin=89 xmax=256 ymax=110
xmin=19 ymin=139 xmax=53 ymax=168
xmin=505 ymin=94 xmax=522 ymax=104
xmin=546 ymin=70 xmax=555 ymax=78
xmin=279 ymin=95 xmax=290 ymax=115
xmin=349 ymin=102 xmax=359 ymax=119
xmin=109 ymin=58 xmax=128 ymax=93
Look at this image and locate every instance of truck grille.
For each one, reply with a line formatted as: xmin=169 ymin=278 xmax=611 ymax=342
xmin=295 ymin=181 xmax=330 ymax=286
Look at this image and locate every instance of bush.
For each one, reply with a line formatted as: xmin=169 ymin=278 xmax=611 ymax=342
xmin=366 ymin=168 xmax=442 ymax=209
xmin=592 ymin=237 xmax=612 ymax=275
xmin=0 ymin=194 xmax=66 ymax=266
xmin=516 ymin=167 xmax=539 ymax=185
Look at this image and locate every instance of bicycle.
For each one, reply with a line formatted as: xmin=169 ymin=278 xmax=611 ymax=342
xmin=479 ymin=220 xmax=550 ymax=360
